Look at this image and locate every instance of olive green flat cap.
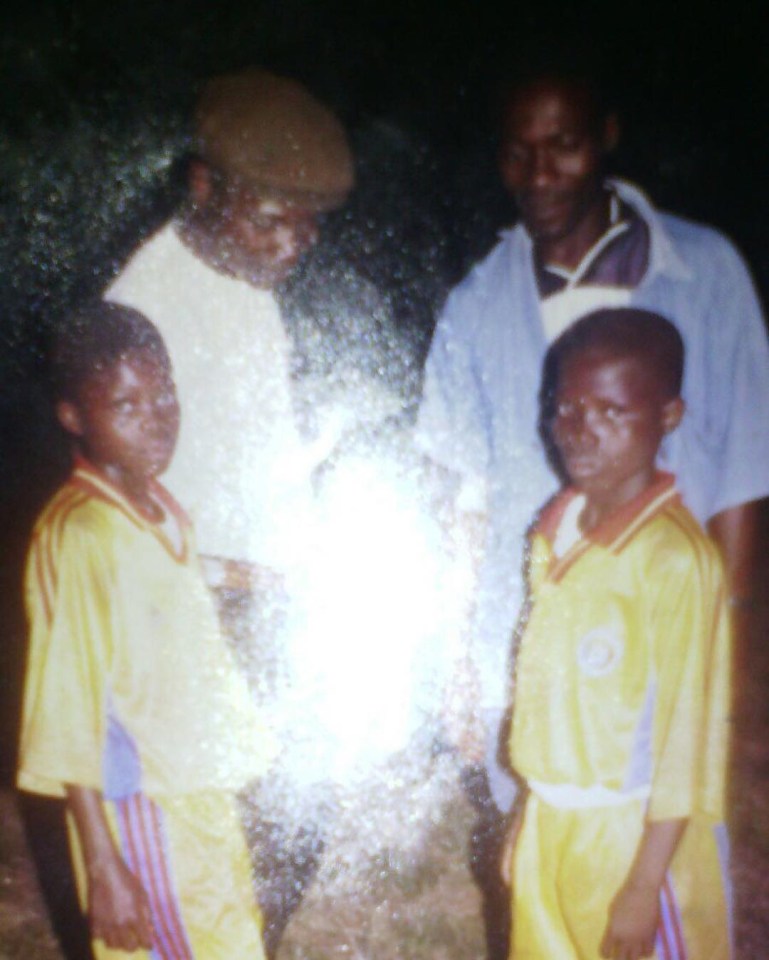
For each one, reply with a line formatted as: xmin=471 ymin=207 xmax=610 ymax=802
xmin=195 ymin=68 xmax=355 ymax=211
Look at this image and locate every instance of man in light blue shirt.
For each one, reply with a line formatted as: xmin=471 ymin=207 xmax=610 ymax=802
xmin=417 ymin=69 xmax=769 ymax=960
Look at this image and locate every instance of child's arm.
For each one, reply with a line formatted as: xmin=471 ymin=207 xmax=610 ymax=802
xmin=65 ymin=785 xmax=155 ymax=952
xmin=499 ymin=786 xmax=528 ymax=886
xmin=600 ymin=817 xmax=687 ymax=960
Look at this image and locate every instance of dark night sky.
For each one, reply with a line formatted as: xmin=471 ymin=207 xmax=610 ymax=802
xmin=2 ymin=1 xmax=767 ymax=317
xmin=0 ymin=3 xmax=767 ymax=774
xmin=1 ymin=1 xmax=767 ymax=511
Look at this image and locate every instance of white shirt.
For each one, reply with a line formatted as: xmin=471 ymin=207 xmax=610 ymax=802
xmin=538 ymin=192 xmax=635 ymax=341
xmin=106 ymin=224 xmax=310 ymax=569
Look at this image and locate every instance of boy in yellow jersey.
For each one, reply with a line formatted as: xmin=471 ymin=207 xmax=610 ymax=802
xmin=502 ymin=307 xmax=732 ymax=960
xmin=17 ymin=302 xmax=275 ymax=959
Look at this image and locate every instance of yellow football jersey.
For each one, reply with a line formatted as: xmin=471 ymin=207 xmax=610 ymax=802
xmin=510 ymin=473 xmax=729 ymax=823
xmin=18 ymin=461 xmax=276 ymax=800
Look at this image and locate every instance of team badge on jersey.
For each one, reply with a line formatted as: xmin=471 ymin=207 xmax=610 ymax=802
xmin=576 ymin=625 xmax=624 ymax=677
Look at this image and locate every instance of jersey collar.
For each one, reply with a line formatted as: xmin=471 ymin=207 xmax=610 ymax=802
xmin=537 ymin=472 xmax=680 ymax=582
xmin=71 ymin=456 xmax=191 ymax=560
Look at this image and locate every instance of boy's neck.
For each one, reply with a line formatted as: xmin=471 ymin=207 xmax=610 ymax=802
xmin=81 ymin=457 xmax=163 ymax=522
xmin=126 ymin=486 xmax=164 ymax=522
xmin=112 ymin=475 xmax=163 ymax=522
xmin=577 ymin=470 xmax=657 ymax=535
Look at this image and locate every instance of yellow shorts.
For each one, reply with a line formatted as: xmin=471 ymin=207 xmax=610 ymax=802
xmin=511 ymin=793 xmax=731 ymax=960
xmin=69 ymin=790 xmax=265 ymax=960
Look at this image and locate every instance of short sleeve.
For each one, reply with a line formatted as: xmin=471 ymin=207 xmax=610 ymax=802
xmin=18 ymin=515 xmax=114 ymax=797
xmin=647 ymin=539 xmax=730 ymax=822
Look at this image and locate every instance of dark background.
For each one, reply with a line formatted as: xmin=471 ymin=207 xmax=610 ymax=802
xmin=1 ymin=0 xmax=767 ymax=782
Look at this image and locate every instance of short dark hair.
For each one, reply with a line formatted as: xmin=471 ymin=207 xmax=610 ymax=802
xmin=51 ymin=301 xmax=169 ymax=401
xmin=494 ymin=44 xmax=614 ymax=136
xmin=545 ymin=307 xmax=685 ymax=406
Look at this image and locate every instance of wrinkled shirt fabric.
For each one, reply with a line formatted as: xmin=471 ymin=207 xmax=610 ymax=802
xmin=417 ymin=179 xmax=769 ymax=710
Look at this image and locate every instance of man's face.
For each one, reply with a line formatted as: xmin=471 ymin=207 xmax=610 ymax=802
xmin=59 ymin=348 xmax=180 ymax=498
xmin=551 ymin=348 xmax=681 ymax=508
xmin=499 ymin=79 xmax=614 ymax=246
xmin=202 ymin=180 xmax=320 ymax=288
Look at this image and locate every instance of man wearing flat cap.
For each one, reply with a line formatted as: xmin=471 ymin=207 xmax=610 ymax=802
xmin=105 ymin=67 xmax=412 ymax=959
xmin=108 ymin=68 xmax=357 ymax=590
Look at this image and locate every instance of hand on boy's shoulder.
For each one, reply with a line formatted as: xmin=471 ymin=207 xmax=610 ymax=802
xmin=202 ymin=555 xmax=287 ymax=598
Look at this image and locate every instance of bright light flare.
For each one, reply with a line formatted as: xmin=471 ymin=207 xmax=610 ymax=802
xmin=276 ymin=446 xmax=469 ymax=789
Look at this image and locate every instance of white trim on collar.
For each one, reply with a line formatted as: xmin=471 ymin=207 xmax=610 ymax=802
xmin=499 ymin=179 xmax=693 ymax=284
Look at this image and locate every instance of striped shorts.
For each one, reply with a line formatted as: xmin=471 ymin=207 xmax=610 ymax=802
xmin=68 ymin=790 xmax=265 ymax=960
xmin=511 ymin=792 xmax=731 ymax=959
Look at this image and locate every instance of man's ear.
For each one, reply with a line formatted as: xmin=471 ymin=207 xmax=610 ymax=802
xmin=188 ymin=158 xmax=214 ymax=205
xmin=662 ymin=396 xmax=685 ymax=435
xmin=602 ymin=112 xmax=620 ymax=154
xmin=56 ymin=400 xmax=84 ymax=437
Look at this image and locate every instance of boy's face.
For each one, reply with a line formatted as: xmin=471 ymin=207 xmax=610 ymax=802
xmin=57 ymin=347 xmax=180 ymax=496
xmin=551 ymin=348 xmax=683 ymax=508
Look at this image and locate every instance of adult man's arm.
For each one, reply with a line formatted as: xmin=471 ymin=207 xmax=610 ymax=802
xmin=708 ymin=500 xmax=765 ymax=688
xmin=707 ymin=500 xmax=764 ymax=604
xmin=697 ymin=234 xmax=769 ymax=689
xmin=416 ymin=281 xmax=493 ymax=758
